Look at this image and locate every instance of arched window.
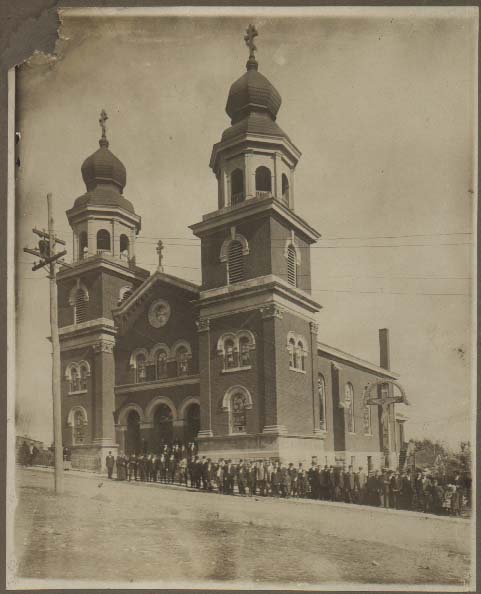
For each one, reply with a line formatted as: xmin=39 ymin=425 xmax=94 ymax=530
xmin=231 ymin=392 xmax=248 ymax=434
xmin=288 ymin=338 xmax=297 ymax=369
xmin=297 ymin=340 xmax=305 ymax=371
xmin=75 ymin=288 xmax=88 ymax=324
xmin=239 ymin=335 xmax=251 ymax=367
xmin=231 ymin=169 xmax=244 ymax=205
xmin=255 ymin=166 xmax=272 ymax=196
xmin=96 ymin=229 xmax=111 ymax=253
xmin=79 ymin=363 xmax=89 ymax=391
xmin=156 ymin=349 xmax=168 ymax=379
xmin=363 ymin=404 xmax=372 ymax=435
xmin=345 ymin=382 xmax=355 ymax=433
xmin=287 ymin=244 xmax=297 ymax=287
xmin=228 ymin=240 xmax=244 ymax=284
xmin=120 ymin=234 xmax=130 ymax=260
xmin=79 ymin=231 xmax=88 ymax=259
xmin=135 ymin=353 xmax=147 ymax=383
xmin=318 ymin=374 xmax=327 ymax=431
xmin=224 ymin=338 xmax=237 ymax=369
xmin=176 ymin=346 xmax=189 ymax=376
xmin=282 ymin=173 xmax=290 ymax=205
xmin=73 ymin=409 xmax=86 ymax=445
xmin=70 ymin=366 xmax=80 ymax=392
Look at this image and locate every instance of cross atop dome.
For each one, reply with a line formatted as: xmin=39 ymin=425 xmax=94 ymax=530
xmin=99 ymin=109 xmax=109 ymax=148
xmin=244 ymin=24 xmax=259 ymax=71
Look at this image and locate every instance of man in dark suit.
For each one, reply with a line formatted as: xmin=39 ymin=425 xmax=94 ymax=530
xmin=307 ymin=462 xmax=318 ymax=499
xmin=224 ymin=460 xmax=235 ymax=494
xmin=344 ymin=465 xmax=355 ymax=503
xmin=105 ymin=451 xmax=115 ymax=479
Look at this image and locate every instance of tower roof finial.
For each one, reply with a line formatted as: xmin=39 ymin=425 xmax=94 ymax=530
xmin=99 ymin=109 xmax=109 ymax=148
xmin=244 ymin=24 xmax=258 ymax=71
xmin=156 ymin=240 xmax=164 ymax=272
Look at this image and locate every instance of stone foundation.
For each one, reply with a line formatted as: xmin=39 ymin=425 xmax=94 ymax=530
xmin=197 ymin=432 xmax=325 ymax=465
xmin=70 ymin=442 xmax=118 ymax=473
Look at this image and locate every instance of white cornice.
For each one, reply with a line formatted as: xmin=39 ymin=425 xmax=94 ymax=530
xmin=190 ymin=196 xmax=321 ymax=242
xmin=57 ymin=256 xmax=149 ymax=283
xmin=198 ymin=274 xmax=321 ymax=314
xmin=66 ymin=204 xmax=141 ymax=227
xmin=210 ymin=132 xmax=301 ymax=172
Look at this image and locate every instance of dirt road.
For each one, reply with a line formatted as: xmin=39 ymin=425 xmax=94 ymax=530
xmin=11 ymin=467 xmax=472 ymax=589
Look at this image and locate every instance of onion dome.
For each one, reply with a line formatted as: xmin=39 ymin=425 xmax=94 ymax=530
xmin=225 ymin=24 xmax=282 ymax=125
xmin=223 ymin=25 xmax=288 ymax=143
xmin=74 ymin=110 xmax=134 ymax=214
xmin=81 ymin=110 xmax=126 ymax=192
xmin=226 ymin=67 xmax=282 ymax=124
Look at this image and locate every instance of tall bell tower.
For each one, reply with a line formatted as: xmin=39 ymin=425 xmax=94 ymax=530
xmin=191 ymin=26 xmax=325 ymax=463
xmin=57 ymin=111 xmax=148 ymax=470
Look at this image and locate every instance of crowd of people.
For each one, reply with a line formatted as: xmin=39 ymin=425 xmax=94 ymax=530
xmin=106 ymin=442 xmax=468 ymax=517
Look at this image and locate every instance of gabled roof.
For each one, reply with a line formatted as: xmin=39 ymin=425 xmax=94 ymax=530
xmin=112 ymin=269 xmax=200 ymax=328
xmin=317 ymin=341 xmax=399 ymax=380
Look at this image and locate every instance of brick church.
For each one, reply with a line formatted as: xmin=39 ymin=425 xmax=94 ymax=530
xmin=57 ymin=28 xmax=408 ymax=473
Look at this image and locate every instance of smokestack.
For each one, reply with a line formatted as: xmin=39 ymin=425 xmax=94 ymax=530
xmin=379 ymin=328 xmax=390 ymax=370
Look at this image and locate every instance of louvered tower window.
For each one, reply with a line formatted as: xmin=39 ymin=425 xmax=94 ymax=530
xmin=228 ymin=240 xmax=244 ymax=284
xmin=287 ymin=244 xmax=297 ymax=287
xmin=75 ymin=288 xmax=87 ymax=324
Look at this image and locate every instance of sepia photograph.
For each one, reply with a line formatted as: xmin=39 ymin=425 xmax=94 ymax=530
xmin=7 ymin=6 xmax=477 ymax=590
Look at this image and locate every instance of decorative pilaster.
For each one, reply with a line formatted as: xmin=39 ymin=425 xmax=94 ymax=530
xmin=274 ymin=152 xmax=282 ymax=199
xmin=111 ymin=218 xmax=116 ymax=257
xmin=309 ymin=320 xmax=319 ymax=434
xmin=196 ymin=316 xmax=212 ymax=437
xmin=92 ymin=338 xmax=116 ymax=444
xmin=244 ymin=152 xmax=255 ymax=198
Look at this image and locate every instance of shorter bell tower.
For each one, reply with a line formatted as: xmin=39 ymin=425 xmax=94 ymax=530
xmin=57 ymin=110 xmax=149 ymax=471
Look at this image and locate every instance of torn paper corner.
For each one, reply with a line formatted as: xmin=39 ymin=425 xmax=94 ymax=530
xmin=17 ymin=7 xmax=70 ymax=71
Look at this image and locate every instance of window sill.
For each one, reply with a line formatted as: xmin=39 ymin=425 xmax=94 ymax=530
xmin=348 ymin=431 xmax=356 ymax=435
xmin=68 ymin=390 xmax=87 ymax=396
xmin=363 ymin=433 xmax=373 ymax=437
xmin=289 ymin=367 xmax=306 ymax=374
xmin=222 ymin=366 xmax=252 ymax=374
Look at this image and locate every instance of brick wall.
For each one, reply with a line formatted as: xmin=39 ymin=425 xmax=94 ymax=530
xmin=114 ymin=285 xmax=198 ymax=386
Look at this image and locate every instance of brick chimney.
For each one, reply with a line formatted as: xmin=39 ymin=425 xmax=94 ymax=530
xmin=379 ymin=328 xmax=390 ymax=371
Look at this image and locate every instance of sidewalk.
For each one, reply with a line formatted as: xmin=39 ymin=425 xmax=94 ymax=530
xmin=19 ymin=465 xmax=469 ymax=524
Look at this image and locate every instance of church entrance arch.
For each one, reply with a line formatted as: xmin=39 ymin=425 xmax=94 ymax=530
xmin=185 ymin=403 xmax=200 ymax=442
xmin=152 ymin=404 xmax=174 ymax=451
xmin=125 ymin=410 xmax=141 ymax=455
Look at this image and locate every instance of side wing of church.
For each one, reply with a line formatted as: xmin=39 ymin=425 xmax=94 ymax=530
xmin=56 ymin=31 xmax=407 ymax=473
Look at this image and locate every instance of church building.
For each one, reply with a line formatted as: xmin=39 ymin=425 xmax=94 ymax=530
xmin=57 ymin=27 xmax=407 ymax=473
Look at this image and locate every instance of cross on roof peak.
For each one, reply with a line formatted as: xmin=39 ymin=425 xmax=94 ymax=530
xmin=99 ymin=109 xmax=108 ymax=139
xmin=244 ymin=24 xmax=258 ymax=65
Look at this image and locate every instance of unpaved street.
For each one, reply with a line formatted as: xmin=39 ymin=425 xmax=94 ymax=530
xmin=12 ymin=468 xmax=472 ymax=588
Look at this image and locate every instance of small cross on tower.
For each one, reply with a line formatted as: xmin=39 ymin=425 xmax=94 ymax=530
xmin=156 ymin=240 xmax=164 ymax=272
xmin=99 ymin=109 xmax=108 ymax=140
xmin=244 ymin=24 xmax=258 ymax=61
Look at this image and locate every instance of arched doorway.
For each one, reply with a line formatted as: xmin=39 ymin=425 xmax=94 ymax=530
xmin=125 ymin=410 xmax=141 ymax=455
xmin=152 ymin=404 xmax=173 ymax=451
xmin=185 ymin=403 xmax=200 ymax=442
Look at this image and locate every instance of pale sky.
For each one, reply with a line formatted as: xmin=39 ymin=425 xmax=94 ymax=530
xmin=15 ymin=8 xmax=477 ymax=449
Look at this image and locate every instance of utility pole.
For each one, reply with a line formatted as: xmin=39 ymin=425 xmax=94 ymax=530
xmin=23 ymin=193 xmax=68 ymax=494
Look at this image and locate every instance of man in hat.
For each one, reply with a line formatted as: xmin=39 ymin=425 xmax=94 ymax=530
xmin=105 ymin=451 xmax=115 ymax=480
